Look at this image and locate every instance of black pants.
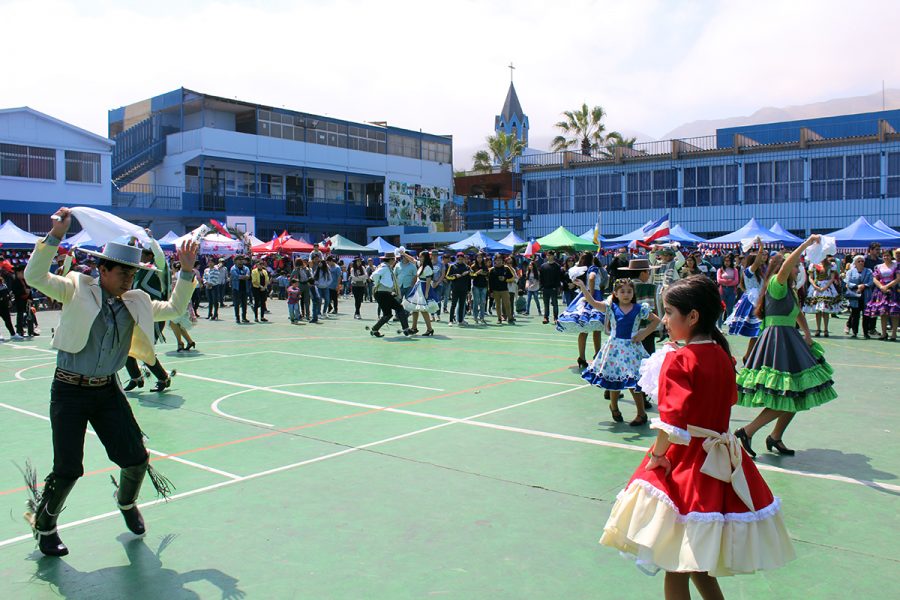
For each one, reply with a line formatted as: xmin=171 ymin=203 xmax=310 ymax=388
xmin=252 ymin=288 xmax=267 ymax=320
xmin=233 ymin=287 xmax=248 ymax=320
xmin=299 ymin=283 xmax=311 ymax=318
xmin=15 ymin=298 xmax=34 ymax=336
xmin=330 ymin=288 xmax=339 ymax=313
xmin=543 ymin=288 xmax=559 ymax=320
xmin=452 ymin=286 xmax=468 ymax=322
xmin=49 ymin=379 xmax=148 ymax=479
xmin=0 ymin=297 xmax=14 ymax=336
xmin=641 ymin=331 xmax=657 ymax=355
xmin=373 ymin=291 xmax=409 ymax=332
xmin=352 ymin=285 xmax=365 ymax=315
xmin=206 ymin=286 xmax=221 ymax=319
xmin=125 ymin=356 xmax=168 ymax=381
xmin=191 ymin=288 xmax=201 ymax=312
xmin=848 ymin=306 xmax=867 ymax=335
xmin=862 ymin=313 xmax=876 ymax=334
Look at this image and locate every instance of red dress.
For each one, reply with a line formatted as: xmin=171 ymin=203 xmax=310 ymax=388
xmin=599 ymin=342 xmax=795 ymax=576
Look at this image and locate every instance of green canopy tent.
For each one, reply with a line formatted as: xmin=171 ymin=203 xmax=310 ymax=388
xmin=534 ymin=226 xmax=599 ymax=252
xmin=327 ymin=234 xmax=379 ymax=255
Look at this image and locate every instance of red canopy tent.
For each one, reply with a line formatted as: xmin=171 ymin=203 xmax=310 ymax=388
xmin=251 ymin=237 xmax=315 ymax=254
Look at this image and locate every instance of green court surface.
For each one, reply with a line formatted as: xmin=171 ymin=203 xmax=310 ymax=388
xmin=0 ymin=300 xmax=897 ymax=599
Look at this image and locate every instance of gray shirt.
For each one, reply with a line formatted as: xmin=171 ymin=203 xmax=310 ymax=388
xmin=56 ymin=288 xmax=135 ymax=377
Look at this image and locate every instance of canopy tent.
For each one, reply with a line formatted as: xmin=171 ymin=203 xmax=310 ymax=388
xmin=0 ymin=220 xmax=40 ymax=248
xmin=366 ymin=237 xmax=397 ymax=254
xmin=449 ymin=231 xmax=511 ymax=253
xmin=328 ymin=234 xmax=378 ymax=255
xmin=174 ymin=226 xmax=245 ymax=255
xmin=252 ymin=237 xmax=315 ymax=254
xmin=704 ymin=218 xmax=786 ymax=245
xmin=158 ymin=231 xmax=180 ymax=244
xmin=498 ymin=231 xmax=526 ymax=248
xmin=661 ymin=224 xmax=706 ymax=244
xmin=606 ymin=222 xmax=654 ymax=243
xmin=578 ymin=227 xmax=608 ymax=243
xmin=768 ymin=223 xmax=804 ymax=246
xmin=825 ymin=217 xmax=900 ymax=248
xmin=535 ymin=226 xmax=599 ymax=251
xmin=872 ymin=219 xmax=900 ymax=238
xmin=60 ymin=229 xmax=99 ymax=250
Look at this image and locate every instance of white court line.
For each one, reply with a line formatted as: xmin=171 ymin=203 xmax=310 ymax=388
xmin=269 ymin=350 xmax=583 ymax=388
xmin=0 ymin=384 xmax=584 ymax=550
xmin=0 ymin=355 xmax=57 ymax=363
xmin=15 ymin=362 xmax=55 ymax=380
xmin=1 ymin=344 xmax=56 ymax=354
xmin=0 ymin=402 xmax=241 ymax=482
xmin=209 ymin=381 xmax=444 ymax=427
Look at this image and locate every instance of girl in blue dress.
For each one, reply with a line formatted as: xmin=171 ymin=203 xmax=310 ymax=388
xmin=575 ymin=277 xmax=660 ymax=426
xmin=726 ymin=237 xmax=767 ymax=364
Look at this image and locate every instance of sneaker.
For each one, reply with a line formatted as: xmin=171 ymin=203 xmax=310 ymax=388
xmin=11 ymin=334 xmax=25 ymax=341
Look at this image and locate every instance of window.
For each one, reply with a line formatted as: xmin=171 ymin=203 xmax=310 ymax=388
xmin=626 ymin=171 xmax=652 ymax=209
xmin=889 ymin=152 xmax=900 ymax=198
xmin=810 ymin=156 xmax=843 ymax=201
xmin=684 ymin=164 xmax=737 ymax=207
xmin=422 ymin=140 xmax=451 ymax=163
xmin=598 ymin=173 xmax=622 ymax=211
xmin=745 ymin=160 xmax=800 ymax=204
xmin=843 ymin=153 xmax=881 ymax=199
xmin=525 ymin=178 xmax=549 ymax=214
xmin=574 ymin=175 xmax=597 ymax=212
xmin=64 ymin=151 xmax=100 ymax=183
xmin=387 ymin=134 xmax=421 ymax=159
xmin=0 ymin=143 xmax=56 ymax=179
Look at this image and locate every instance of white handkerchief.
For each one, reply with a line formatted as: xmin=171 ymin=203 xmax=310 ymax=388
xmin=69 ymin=207 xmax=151 ymax=247
xmin=740 ymin=238 xmax=757 ymax=253
xmin=568 ymin=265 xmax=588 ymax=280
xmin=804 ymin=236 xmax=837 ymax=265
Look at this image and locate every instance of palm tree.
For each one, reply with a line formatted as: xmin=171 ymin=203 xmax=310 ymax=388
xmin=471 ymin=131 xmax=525 ymax=173
xmin=551 ymin=103 xmax=620 ymax=156
xmin=605 ymin=131 xmax=637 ymax=151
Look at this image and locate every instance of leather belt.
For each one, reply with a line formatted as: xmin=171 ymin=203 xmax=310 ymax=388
xmin=54 ymin=368 xmax=113 ymax=388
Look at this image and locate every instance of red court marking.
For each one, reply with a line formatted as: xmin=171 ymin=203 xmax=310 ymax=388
xmin=0 ymin=364 xmax=576 ymax=497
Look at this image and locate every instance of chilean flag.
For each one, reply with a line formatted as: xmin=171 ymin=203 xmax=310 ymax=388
xmin=524 ymin=237 xmax=541 ymax=257
xmin=209 ymin=219 xmax=233 ymax=239
xmin=641 ymin=214 xmax=670 ymax=245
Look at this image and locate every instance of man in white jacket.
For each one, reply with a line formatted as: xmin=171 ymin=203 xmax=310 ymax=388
xmin=23 ymin=207 xmax=198 ymax=557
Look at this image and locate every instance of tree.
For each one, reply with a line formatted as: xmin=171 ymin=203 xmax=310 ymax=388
xmin=471 ymin=131 xmax=525 ymax=173
xmin=551 ymin=103 xmax=624 ymax=156
xmin=605 ymin=131 xmax=637 ymax=151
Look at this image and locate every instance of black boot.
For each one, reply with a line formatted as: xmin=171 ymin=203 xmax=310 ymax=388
xmin=26 ymin=473 xmax=78 ymax=557
xmin=113 ymin=460 xmax=148 ymax=535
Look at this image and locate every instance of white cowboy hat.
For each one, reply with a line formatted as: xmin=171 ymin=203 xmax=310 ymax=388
xmin=79 ymin=241 xmax=158 ymax=271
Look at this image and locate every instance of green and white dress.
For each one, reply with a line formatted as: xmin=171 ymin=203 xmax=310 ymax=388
xmin=736 ymin=276 xmax=837 ymax=411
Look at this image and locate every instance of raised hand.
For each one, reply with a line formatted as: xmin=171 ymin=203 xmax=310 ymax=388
xmin=177 ymin=240 xmax=200 ymax=272
xmin=49 ymin=207 xmax=72 ymax=239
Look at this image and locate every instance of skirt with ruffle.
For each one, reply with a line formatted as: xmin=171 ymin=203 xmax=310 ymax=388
xmin=583 ymin=338 xmax=648 ymax=390
xmin=600 ymin=479 xmax=795 ymax=577
xmin=802 ymin=284 xmax=843 ymax=314
xmin=736 ymin=327 xmax=837 ymax=411
xmin=726 ymin=288 xmax=762 ymax=337
xmin=402 ymin=281 xmax=440 ymax=314
xmin=864 ymin=288 xmax=900 ymax=317
xmin=636 ymin=345 xmax=678 ymax=402
xmin=556 ymin=291 xmax=607 ymax=333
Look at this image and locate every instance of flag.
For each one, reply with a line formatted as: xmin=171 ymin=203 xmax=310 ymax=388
xmin=641 ymin=214 xmax=670 ymax=245
xmin=209 ymin=219 xmax=233 ymax=239
xmin=321 ymin=235 xmax=332 ymax=253
xmin=524 ymin=237 xmax=541 ymax=257
xmin=592 ymin=214 xmax=602 ymax=247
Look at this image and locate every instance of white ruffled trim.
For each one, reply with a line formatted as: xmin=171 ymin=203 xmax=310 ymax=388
xmin=649 ymin=418 xmax=691 ymax=445
xmin=617 ymin=479 xmax=783 ymax=523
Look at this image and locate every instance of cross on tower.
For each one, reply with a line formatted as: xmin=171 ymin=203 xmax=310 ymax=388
xmin=508 ymin=62 xmax=515 ymax=82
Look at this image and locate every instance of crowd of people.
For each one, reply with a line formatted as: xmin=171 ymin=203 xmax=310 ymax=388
xmin=8 ymin=210 xmax=900 ymax=599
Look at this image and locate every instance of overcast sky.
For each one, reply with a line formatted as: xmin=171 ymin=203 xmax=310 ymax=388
xmin=3 ymin=0 xmax=899 ymax=169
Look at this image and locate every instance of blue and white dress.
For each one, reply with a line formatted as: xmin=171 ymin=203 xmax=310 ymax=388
xmin=402 ymin=266 xmax=441 ymax=314
xmin=583 ymin=302 xmax=651 ymax=390
xmin=726 ymin=267 xmax=762 ymax=338
xmin=556 ymin=266 xmax=607 ymax=333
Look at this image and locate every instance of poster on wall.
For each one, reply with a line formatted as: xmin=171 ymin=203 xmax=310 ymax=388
xmin=387 ymin=181 xmax=454 ymax=232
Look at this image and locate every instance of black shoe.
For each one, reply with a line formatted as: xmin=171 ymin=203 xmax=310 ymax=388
xmin=242 ymin=319 xmax=250 ymax=323
xmin=152 ymin=378 xmax=172 ymax=393
xmin=261 ymin=318 xmax=268 ymax=322
xmin=766 ymin=435 xmax=795 ymax=456
xmin=123 ymin=378 xmax=144 ymax=392
xmin=629 ymin=414 xmax=648 ymax=427
xmin=186 ymin=341 xmax=195 ymax=351
xmin=422 ymin=329 xmax=435 ymax=336
xmin=735 ymin=428 xmax=756 ymax=458
xmin=370 ymin=329 xmax=384 ymax=338
xmin=576 ymin=357 xmax=588 ymax=369
xmin=120 ymin=505 xmax=146 ymax=535
xmin=644 ymin=398 xmax=653 ymax=409
xmin=37 ymin=530 xmax=69 ymax=557
xmin=176 ymin=343 xmax=185 ymax=353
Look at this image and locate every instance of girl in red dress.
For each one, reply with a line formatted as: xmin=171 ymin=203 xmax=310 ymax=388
xmin=600 ymin=276 xmax=795 ymax=599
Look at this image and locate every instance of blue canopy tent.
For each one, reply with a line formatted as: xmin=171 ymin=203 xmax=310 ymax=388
xmin=768 ymin=222 xmax=804 ymax=246
xmin=448 ymin=231 xmax=511 ymax=253
xmin=578 ymin=227 xmax=609 ymax=243
xmin=498 ymin=231 xmax=526 ymax=249
xmin=704 ymin=218 xmax=786 ymax=245
xmin=606 ymin=221 xmax=653 ymax=243
xmin=872 ymin=219 xmax=900 ymax=238
xmin=825 ymin=217 xmax=900 ymax=248
xmin=0 ymin=220 xmax=40 ymax=249
xmin=661 ymin=224 xmax=706 ymax=244
xmin=365 ymin=237 xmax=398 ymax=254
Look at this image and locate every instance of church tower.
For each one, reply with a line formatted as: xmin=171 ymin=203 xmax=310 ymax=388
xmin=494 ymin=69 xmax=529 ymax=147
